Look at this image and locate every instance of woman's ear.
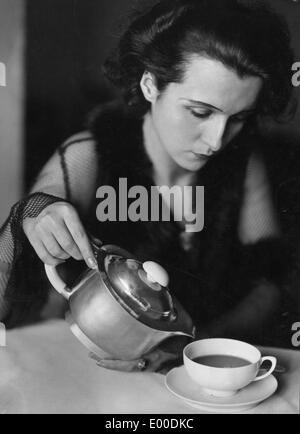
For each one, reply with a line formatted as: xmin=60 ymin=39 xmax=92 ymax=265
xmin=140 ymin=72 xmax=159 ymax=103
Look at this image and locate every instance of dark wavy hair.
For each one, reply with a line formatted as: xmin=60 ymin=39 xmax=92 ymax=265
xmin=104 ymin=0 xmax=295 ymax=121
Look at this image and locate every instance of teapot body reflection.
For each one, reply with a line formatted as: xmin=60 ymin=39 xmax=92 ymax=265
xmin=45 ymin=244 xmax=195 ymax=360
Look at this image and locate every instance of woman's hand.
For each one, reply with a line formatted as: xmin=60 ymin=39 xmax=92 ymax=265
xmin=23 ymin=202 xmax=98 ymax=269
xmin=89 ymin=336 xmax=191 ymax=374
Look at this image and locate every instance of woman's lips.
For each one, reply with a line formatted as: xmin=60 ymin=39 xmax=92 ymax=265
xmin=191 ymin=152 xmax=211 ymax=160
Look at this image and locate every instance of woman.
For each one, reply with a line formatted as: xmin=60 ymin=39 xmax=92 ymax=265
xmin=0 ymin=0 xmax=295 ymax=371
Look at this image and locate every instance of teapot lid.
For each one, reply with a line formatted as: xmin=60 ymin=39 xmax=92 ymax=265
xmin=102 ymin=254 xmax=177 ymax=327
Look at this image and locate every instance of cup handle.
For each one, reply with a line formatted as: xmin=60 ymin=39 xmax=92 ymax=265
xmin=253 ymin=356 xmax=277 ymax=382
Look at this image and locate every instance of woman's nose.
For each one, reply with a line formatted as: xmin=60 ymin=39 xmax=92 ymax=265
xmin=200 ymin=117 xmax=227 ymax=153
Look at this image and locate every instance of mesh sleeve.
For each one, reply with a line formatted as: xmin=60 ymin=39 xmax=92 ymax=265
xmin=0 ymin=133 xmax=98 ymax=326
xmin=0 ymin=266 xmax=9 ymax=320
xmin=30 ymin=133 xmax=98 ymax=214
xmin=58 ymin=133 xmax=98 ymax=215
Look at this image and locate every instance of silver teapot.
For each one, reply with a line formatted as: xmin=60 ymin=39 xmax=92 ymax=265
xmin=45 ymin=243 xmax=195 ymax=360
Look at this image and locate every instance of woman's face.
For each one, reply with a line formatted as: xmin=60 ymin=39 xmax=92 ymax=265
xmin=144 ymin=56 xmax=263 ymax=173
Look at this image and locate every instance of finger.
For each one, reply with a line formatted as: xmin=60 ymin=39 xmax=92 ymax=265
xmin=95 ymin=358 xmax=141 ymax=372
xmin=89 ymin=350 xmax=180 ymax=373
xmin=89 ymin=236 xmax=103 ymax=249
xmin=48 ymin=219 xmax=83 ymax=261
xmin=63 ymin=211 xmax=97 ymax=269
xmin=143 ymin=349 xmax=180 ymax=373
xmin=22 ymin=216 xmax=35 ymax=237
xmin=96 ymin=352 xmax=179 ymax=373
xmin=89 ymin=352 xmax=102 ymax=363
xmin=39 ymin=231 xmax=71 ymax=260
xmin=28 ymin=236 xmax=65 ymax=266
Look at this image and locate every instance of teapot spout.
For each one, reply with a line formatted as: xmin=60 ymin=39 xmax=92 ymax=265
xmin=153 ymin=326 xmax=196 ymax=348
xmin=171 ymin=326 xmax=196 ymax=339
xmin=164 ymin=298 xmax=196 ymax=340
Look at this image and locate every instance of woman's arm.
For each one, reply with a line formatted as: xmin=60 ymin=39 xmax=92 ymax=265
xmin=30 ymin=132 xmax=98 ymax=216
xmin=238 ymin=151 xmax=280 ymax=243
xmin=22 ymin=133 xmax=100 ymax=268
xmin=0 ymin=133 xmax=99 ymax=320
xmin=0 ymin=262 xmax=10 ymax=320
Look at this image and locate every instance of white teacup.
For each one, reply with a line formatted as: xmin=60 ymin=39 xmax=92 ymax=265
xmin=183 ymin=338 xmax=277 ymax=397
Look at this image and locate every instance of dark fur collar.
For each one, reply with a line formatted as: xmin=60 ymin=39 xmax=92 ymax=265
xmin=87 ymin=102 xmax=255 ymax=323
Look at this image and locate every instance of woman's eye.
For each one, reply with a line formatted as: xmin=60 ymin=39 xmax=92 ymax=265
xmin=190 ymin=110 xmax=211 ymax=119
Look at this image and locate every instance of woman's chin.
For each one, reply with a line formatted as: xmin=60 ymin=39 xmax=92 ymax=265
xmin=177 ymin=156 xmax=209 ymax=172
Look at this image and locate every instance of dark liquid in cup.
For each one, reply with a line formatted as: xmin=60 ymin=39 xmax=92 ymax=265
xmin=192 ymin=355 xmax=251 ymax=368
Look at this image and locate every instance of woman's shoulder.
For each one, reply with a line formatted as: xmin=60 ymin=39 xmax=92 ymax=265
xmin=57 ymin=102 xmax=147 ymax=185
xmin=60 ymin=131 xmax=98 ymax=166
xmin=61 ymin=131 xmax=96 ymax=151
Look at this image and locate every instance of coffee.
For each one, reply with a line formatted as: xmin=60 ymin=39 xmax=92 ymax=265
xmin=192 ymin=355 xmax=251 ymax=368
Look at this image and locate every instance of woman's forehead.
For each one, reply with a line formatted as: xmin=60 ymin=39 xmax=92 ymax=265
xmin=170 ymin=55 xmax=263 ymax=114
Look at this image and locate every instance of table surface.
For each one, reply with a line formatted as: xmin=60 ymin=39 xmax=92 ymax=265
xmin=0 ymin=320 xmax=299 ymax=414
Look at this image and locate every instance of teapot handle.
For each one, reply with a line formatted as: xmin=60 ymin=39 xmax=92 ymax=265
xmin=45 ymin=234 xmax=102 ymax=299
xmin=100 ymin=244 xmax=136 ymax=260
xmin=44 ymin=264 xmax=73 ymax=300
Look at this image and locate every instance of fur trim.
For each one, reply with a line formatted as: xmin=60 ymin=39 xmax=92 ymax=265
xmin=87 ymin=102 xmax=261 ymax=324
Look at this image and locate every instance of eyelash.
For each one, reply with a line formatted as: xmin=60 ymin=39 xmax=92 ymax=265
xmin=189 ymin=109 xmax=251 ymax=123
xmin=190 ymin=110 xmax=211 ymax=119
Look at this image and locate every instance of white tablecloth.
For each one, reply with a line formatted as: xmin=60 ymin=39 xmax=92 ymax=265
xmin=0 ymin=320 xmax=299 ymax=414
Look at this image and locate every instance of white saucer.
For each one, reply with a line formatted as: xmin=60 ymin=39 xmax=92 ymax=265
xmin=165 ymin=366 xmax=278 ymax=413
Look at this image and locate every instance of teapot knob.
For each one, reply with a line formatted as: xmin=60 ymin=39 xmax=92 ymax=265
xmin=142 ymin=261 xmax=169 ymax=287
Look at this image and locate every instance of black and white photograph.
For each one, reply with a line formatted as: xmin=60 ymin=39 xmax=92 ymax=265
xmin=0 ymin=0 xmax=300 ymax=416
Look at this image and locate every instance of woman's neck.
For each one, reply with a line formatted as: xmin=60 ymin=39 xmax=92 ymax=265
xmin=143 ymin=112 xmax=195 ymax=187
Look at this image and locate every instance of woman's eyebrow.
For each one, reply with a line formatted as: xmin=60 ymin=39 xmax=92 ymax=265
xmin=182 ymin=99 xmax=256 ymax=115
xmin=182 ymin=99 xmax=222 ymax=111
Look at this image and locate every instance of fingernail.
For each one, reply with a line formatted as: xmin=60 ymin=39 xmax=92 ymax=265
xmin=87 ymin=257 xmax=98 ymax=269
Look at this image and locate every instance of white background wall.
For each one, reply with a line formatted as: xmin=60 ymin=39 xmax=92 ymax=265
xmin=0 ymin=0 xmax=24 ymax=224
